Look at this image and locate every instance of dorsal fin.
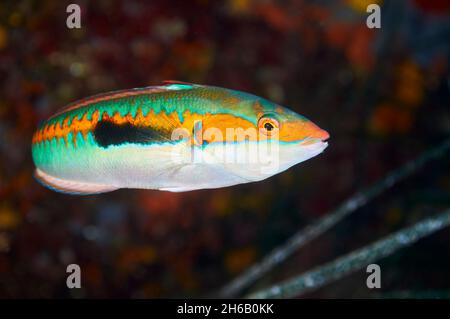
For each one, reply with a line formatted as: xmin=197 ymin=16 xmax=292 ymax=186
xmin=163 ymin=80 xmax=199 ymax=90
xmin=49 ymin=84 xmax=196 ymax=121
xmin=163 ymin=80 xmax=196 ymax=85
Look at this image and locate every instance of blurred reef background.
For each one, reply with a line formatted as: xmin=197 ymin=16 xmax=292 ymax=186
xmin=0 ymin=0 xmax=449 ymax=298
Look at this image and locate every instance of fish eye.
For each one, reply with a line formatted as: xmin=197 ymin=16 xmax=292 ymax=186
xmin=258 ymin=115 xmax=279 ymax=136
xmin=264 ymin=122 xmax=274 ymax=131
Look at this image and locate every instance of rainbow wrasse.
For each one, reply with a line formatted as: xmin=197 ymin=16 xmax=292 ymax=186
xmin=31 ymin=81 xmax=329 ymax=194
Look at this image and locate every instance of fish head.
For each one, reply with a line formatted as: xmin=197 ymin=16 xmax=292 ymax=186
xmin=199 ymin=95 xmax=329 ymax=182
xmin=255 ymin=102 xmax=329 ymax=177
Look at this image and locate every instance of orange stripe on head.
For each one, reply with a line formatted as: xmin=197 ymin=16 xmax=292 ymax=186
xmin=202 ymin=114 xmax=258 ymax=143
xmin=279 ymin=120 xmax=329 ymax=142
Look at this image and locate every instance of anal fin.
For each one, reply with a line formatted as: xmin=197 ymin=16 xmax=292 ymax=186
xmin=34 ymin=168 xmax=118 ymax=195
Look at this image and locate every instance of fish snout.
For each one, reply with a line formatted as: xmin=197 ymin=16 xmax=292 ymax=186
xmin=301 ymin=120 xmax=329 ymax=142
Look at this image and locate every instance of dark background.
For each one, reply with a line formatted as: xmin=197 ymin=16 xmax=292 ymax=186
xmin=0 ymin=0 xmax=449 ymax=298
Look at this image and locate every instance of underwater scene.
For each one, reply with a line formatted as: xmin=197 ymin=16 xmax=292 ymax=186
xmin=0 ymin=0 xmax=450 ymax=300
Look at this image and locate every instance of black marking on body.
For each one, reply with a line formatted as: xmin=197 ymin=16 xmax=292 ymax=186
xmin=93 ymin=120 xmax=172 ymax=148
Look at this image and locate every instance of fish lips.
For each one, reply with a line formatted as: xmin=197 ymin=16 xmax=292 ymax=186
xmin=298 ymin=136 xmax=329 ymax=149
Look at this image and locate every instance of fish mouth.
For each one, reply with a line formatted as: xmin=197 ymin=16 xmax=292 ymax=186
xmin=318 ymin=129 xmax=330 ymax=142
xmin=299 ymin=136 xmax=329 ymax=147
xmin=299 ymin=127 xmax=330 ymax=146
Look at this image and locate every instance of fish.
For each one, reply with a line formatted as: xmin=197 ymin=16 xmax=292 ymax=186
xmin=31 ymin=81 xmax=329 ymax=194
